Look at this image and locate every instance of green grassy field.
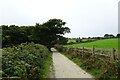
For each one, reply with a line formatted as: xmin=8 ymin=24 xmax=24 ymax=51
xmin=67 ymin=39 xmax=76 ymax=43
xmin=65 ymin=38 xmax=119 ymax=49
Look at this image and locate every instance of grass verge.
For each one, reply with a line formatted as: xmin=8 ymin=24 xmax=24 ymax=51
xmin=41 ymin=52 xmax=54 ymax=78
xmin=62 ymin=52 xmax=118 ymax=80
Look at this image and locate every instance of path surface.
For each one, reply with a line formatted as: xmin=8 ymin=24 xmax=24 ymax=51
xmin=51 ymin=48 xmax=94 ymax=79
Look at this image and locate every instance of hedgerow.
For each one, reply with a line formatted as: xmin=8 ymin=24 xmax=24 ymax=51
xmin=2 ymin=42 xmax=51 ymax=79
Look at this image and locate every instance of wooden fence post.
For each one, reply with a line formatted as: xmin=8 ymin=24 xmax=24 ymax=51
xmin=82 ymin=47 xmax=84 ymax=58
xmin=118 ymin=49 xmax=120 ymax=60
xmin=117 ymin=49 xmax=120 ymax=79
xmin=92 ymin=46 xmax=95 ymax=55
xmin=73 ymin=48 xmax=76 ymax=54
xmin=82 ymin=47 xmax=84 ymax=53
xmin=111 ymin=48 xmax=116 ymax=60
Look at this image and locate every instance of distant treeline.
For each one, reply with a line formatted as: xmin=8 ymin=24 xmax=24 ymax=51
xmin=69 ymin=34 xmax=120 ymax=40
xmin=1 ymin=19 xmax=70 ymax=48
xmin=68 ymin=34 xmax=120 ymax=44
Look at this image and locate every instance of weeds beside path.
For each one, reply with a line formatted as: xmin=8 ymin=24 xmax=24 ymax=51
xmin=51 ymin=48 xmax=94 ymax=79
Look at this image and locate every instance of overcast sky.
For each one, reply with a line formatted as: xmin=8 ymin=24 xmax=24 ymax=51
xmin=0 ymin=0 xmax=119 ymax=38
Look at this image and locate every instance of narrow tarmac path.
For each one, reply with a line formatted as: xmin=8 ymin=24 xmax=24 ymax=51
xmin=51 ymin=48 xmax=94 ymax=79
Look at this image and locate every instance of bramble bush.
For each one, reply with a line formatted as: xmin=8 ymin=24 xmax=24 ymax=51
xmin=2 ymin=42 xmax=51 ymax=79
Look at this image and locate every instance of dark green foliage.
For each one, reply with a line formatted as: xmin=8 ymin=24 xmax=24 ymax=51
xmin=54 ymin=44 xmax=63 ymax=52
xmin=2 ymin=19 xmax=70 ymax=48
xmin=2 ymin=25 xmax=29 ymax=47
xmin=2 ymin=43 xmax=51 ymax=79
xmin=104 ymin=34 xmax=115 ymax=39
xmin=76 ymin=39 xmax=81 ymax=43
xmin=116 ymin=34 xmax=120 ymax=38
xmin=76 ymin=37 xmax=81 ymax=43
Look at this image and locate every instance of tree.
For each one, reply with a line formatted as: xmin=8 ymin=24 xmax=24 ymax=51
xmin=117 ymin=34 xmax=120 ymax=38
xmin=104 ymin=34 xmax=109 ymax=38
xmin=104 ymin=34 xmax=115 ymax=39
xmin=41 ymin=19 xmax=70 ymax=47
xmin=109 ymin=34 xmax=115 ymax=38
xmin=76 ymin=37 xmax=81 ymax=43
xmin=32 ymin=23 xmax=51 ymax=45
xmin=2 ymin=19 xmax=70 ymax=48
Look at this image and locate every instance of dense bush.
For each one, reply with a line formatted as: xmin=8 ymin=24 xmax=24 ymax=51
xmin=54 ymin=44 xmax=63 ymax=52
xmin=2 ymin=43 xmax=51 ymax=79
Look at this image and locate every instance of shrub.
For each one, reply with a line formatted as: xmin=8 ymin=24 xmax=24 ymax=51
xmin=2 ymin=43 xmax=50 ymax=79
xmin=54 ymin=44 xmax=63 ymax=52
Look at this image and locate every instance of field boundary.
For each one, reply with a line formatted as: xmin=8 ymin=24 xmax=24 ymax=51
xmin=55 ymin=45 xmax=120 ymax=78
xmin=63 ymin=47 xmax=120 ymax=61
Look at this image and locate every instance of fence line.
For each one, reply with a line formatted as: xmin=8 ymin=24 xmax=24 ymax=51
xmin=63 ymin=47 xmax=119 ymax=61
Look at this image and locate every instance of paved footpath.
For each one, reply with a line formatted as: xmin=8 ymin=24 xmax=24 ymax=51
xmin=51 ymin=48 xmax=95 ymax=79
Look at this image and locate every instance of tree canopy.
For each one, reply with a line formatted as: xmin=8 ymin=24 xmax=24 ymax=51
xmin=2 ymin=19 xmax=70 ymax=48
